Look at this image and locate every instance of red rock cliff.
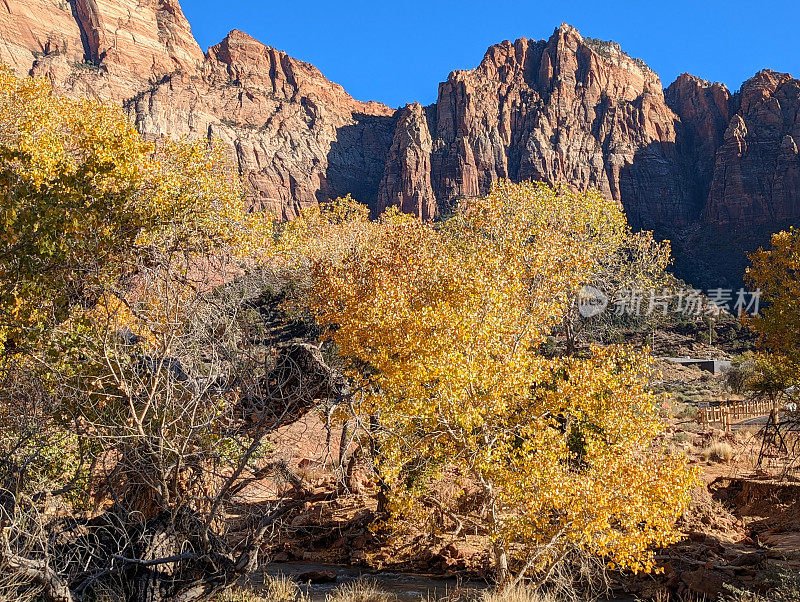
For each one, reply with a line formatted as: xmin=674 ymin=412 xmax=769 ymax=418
xmin=380 ymin=26 xmax=694 ymax=228
xmin=3 ymin=0 xmax=800 ymax=283
xmin=703 ymin=70 xmax=800 ymax=225
xmin=127 ymin=29 xmax=395 ymax=218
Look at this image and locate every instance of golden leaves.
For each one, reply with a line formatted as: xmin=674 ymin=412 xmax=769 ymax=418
xmin=747 ymin=228 xmax=800 ymax=358
xmin=0 ymin=68 xmax=264 ymax=350
xmin=743 ymin=227 xmax=800 ymax=393
xmin=278 ymin=180 xmax=696 ymax=577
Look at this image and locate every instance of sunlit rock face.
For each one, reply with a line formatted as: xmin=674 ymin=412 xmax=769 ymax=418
xmin=128 ymin=29 xmax=396 ymax=219
xmin=3 ymin=0 xmax=800 ymax=283
xmin=381 ymin=25 xmax=695 ymax=229
xmin=701 ymin=70 xmax=800 ymax=226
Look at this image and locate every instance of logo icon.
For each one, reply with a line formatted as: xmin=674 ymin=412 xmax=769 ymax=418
xmin=577 ymin=285 xmax=608 ymax=318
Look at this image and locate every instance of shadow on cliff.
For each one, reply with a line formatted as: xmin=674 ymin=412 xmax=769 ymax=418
xmin=619 ymin=140 xmax=705 ymax=232
xmin=669 ymin=220 xmax=800 ymax=290
xmin=319 ymin=127 xmax=797 ymax=290
xmin=318 ymin=112 xmax=398 ymax=213
xmin=619 ymin=140 xmax=754 ymax=289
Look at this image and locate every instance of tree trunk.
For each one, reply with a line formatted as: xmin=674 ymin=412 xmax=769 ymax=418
xmin=338 ymin=419 xmax=350 ymax=468
xmin=0 ymin=529 xmax=74 ymax=602
xmin=369 ymin=413 xmax=389 ymax=514
xmin=564 ymin=315 xmax=575 ymax=357
xmin=136 ymin=523 xmax=180 ymax=602
xmin=493 ymin=540 xmax=510 ymax=587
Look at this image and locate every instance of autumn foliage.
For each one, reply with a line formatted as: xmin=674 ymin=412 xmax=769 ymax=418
xmin=0 ymin=67 xmax=267 ymax=354
xmin=747 ymin=229 xmax=800 ymax=363
xmin=0 ymin=67 xmax=696 ymax=597
xmin=0 ymin=70 xmax=281 ymax=600
xmin=278 ymin=182 xmax=696 ymax=583
xmin=743 ymin=228 xmax=800 ymax=398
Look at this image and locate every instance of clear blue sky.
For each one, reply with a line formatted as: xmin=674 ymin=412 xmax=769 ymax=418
xmin=181 ymin=0 xmax=799 ymax=109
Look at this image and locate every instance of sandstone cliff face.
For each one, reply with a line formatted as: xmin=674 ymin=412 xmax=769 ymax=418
xmin=380 ymin=26 xmax=695 ymax=228
xmin=665 ymin=74 xmax=732 ymax=214
xmin=377 ymin=102 xmax=437 ymax=219
xmin=0 ymin=0 xmax=85 ymax=75
xmin=72 ymin=0 xmax=202 ymax=80
xmin=6 ymin=0 xmax=202 ymax=101
xmin=1 ymin=0 xmax=397 ymax=217
xmin=703 ymin=70 xmax=800 ymax=225
xmin=127 ymin=30 xmax=396 ymax=218
xmin=3 ymin=0 xmax=800 ymax=284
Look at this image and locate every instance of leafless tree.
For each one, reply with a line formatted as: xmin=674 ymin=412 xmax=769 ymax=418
xmin=0 ymin=254 xmax=345 ymax=601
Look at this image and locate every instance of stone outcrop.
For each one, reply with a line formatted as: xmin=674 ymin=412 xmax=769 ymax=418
xmin=72 ymin=0 xmax=203 ymax=80
xmin=127 ymin=30 xmax=396 ymax=218
xmin=0 ymin=0 xmax=86 ymax=74
xmin=377 ymin=102 xmax=437 ymax=219
xmin=3 ymin=0 xmax=203 ymax=101
xmin=3 ymin=0 xmax=800 ymax=283
xmin=703 ymin=70 xmax=800 ymax=225
xmin=0 ymin=0 xmax=84 ymax=76
xmin=665 ymin=74 xmax=732 ymax=214
xmin=381 ymin=26 xmax=694 ymax=228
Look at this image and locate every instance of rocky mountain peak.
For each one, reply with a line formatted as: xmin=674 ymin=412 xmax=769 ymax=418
xmin=468 ymin=25 xmax=660 ymax=102
xmin=738 ymin=69 xmax=794 ymax=113
xmin=666 ymin=73 xmax=731 ymax=112
xmin=703 ymin=69 xmax=800 ymax=228
xmin=2 ymin=0 xmax=800 ymax=285
xmin=397 ymin=22 xmax=683 ymax=225
xmin=665 ymin=73 xmax=732 ymax=208
xmin=205 ymin=29 xmax=393 ymax=117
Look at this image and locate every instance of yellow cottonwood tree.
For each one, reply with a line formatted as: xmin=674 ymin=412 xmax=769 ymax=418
xmin=0 ymin=68 xmax=268 ymax=354
xmin=282 ymin=182 xmax=696 ymax=584
xmin=0 ymin=71 xmax=285 ymax=600
xmin=747 ymin=229 xmax=800 ymax=363
xmin=743 ymin=228 xmax=800 ymax=397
